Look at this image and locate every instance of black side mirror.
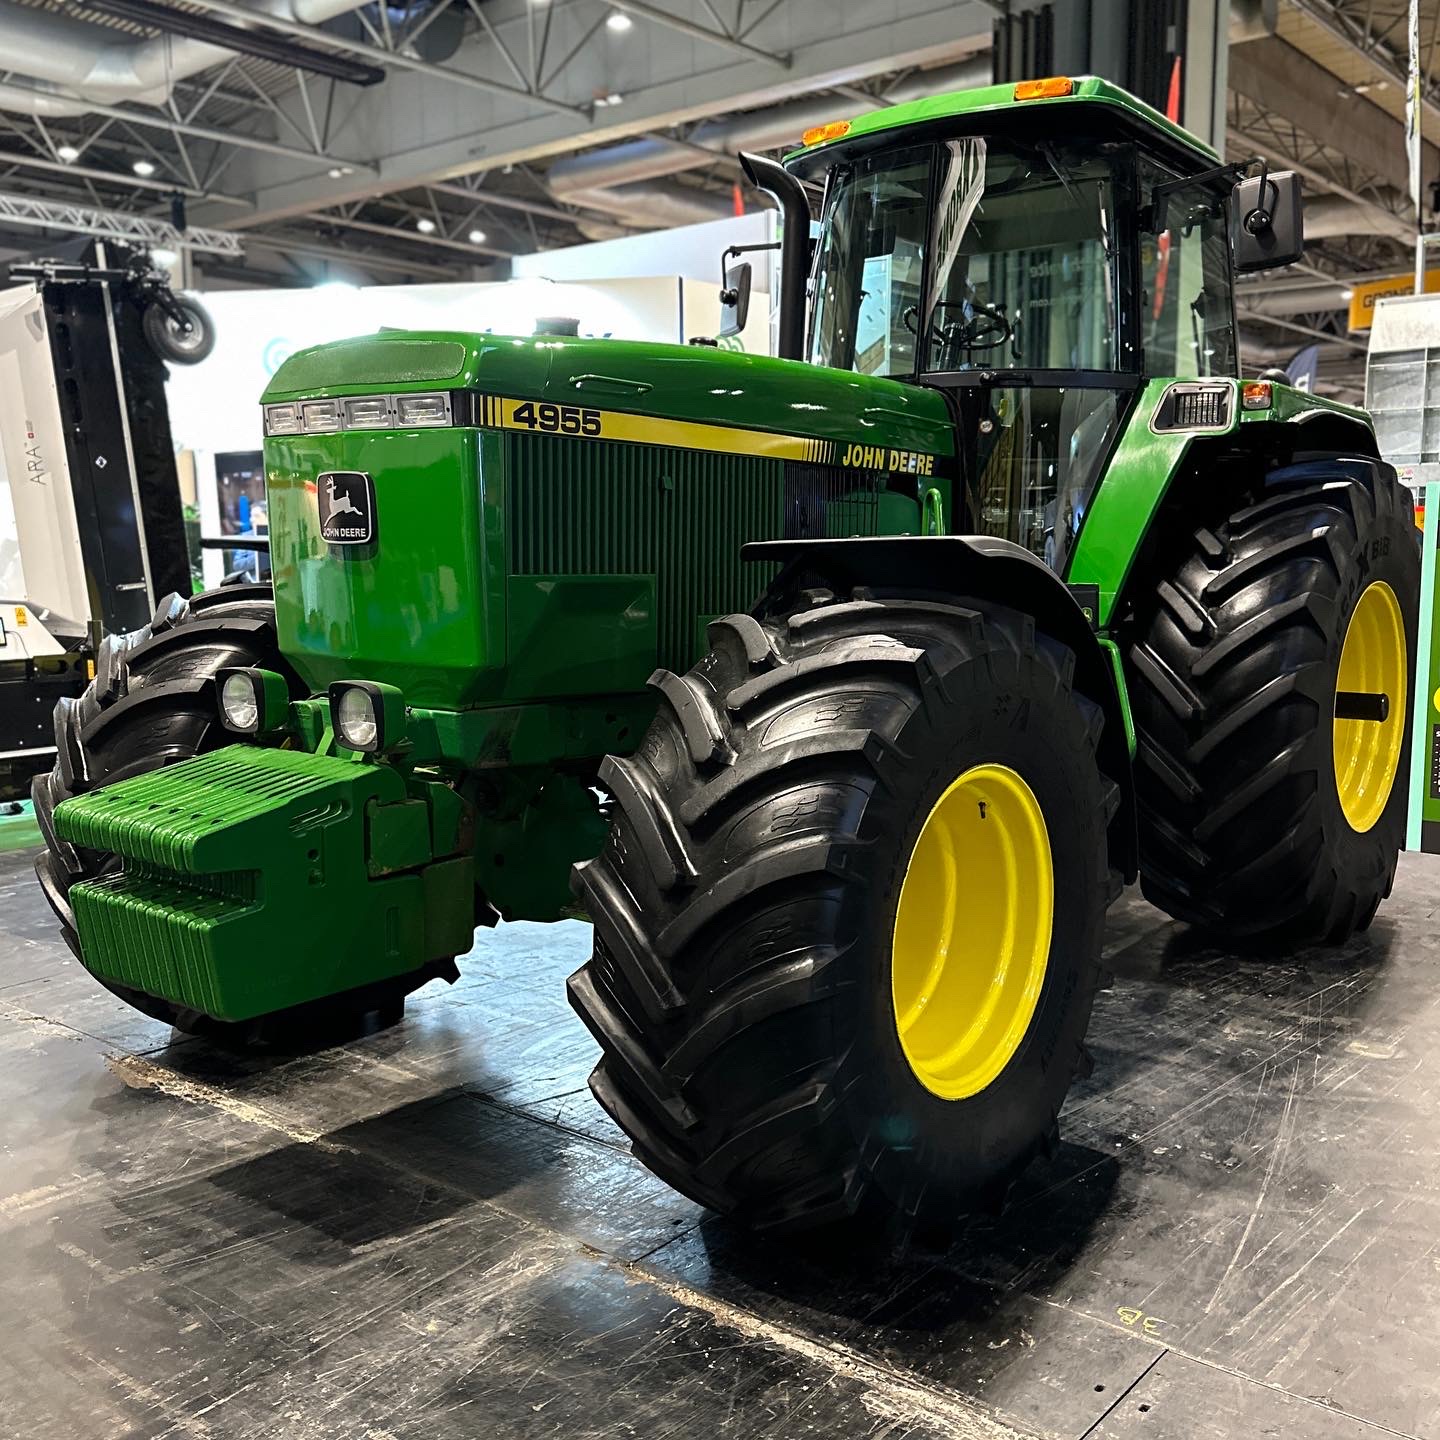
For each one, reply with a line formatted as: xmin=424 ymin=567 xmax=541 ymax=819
xmin=1231 ymin=170 xmax=1303 ymax=272
xmin=718 ymin=261 xmax=752 ymax=338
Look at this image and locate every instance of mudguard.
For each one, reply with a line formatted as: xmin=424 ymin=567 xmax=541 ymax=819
xmin=743 ymin=535 xmax=1139 ymax=881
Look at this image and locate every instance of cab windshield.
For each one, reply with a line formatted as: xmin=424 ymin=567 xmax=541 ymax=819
xmin=806 ymin=137 xmax=1123 ymax=377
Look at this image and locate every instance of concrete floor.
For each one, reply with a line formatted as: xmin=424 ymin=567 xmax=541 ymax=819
xmin=2 ymin=842 xmax=1439 ymax=1440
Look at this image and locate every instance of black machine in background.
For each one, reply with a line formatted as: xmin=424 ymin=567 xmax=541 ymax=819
xmin=0 ymin=240 xmax=207 ymax=799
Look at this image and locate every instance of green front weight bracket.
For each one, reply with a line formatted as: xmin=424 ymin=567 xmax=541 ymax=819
xmin=53 ymin=745 xmax=475 ymax=1021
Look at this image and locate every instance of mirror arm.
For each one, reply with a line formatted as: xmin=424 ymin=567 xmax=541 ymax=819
xmin=719 ymin=240 xmax=781 ymax=300
xmin=1149 ymin=157 xmax=1250 ymax=233
xmin=739 ymin=150 xmax=811 ymax=361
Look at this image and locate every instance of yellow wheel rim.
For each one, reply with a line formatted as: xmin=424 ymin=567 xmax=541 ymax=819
xmin=891 ymin=764 xmax=1054 ymax=1101
xmin=1333 ymin=580 xmax=1407 ymax=834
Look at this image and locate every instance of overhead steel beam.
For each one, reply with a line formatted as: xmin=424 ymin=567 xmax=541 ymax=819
xmin=175 ymin=0 xmax=593 ymax=120
xmin=1236 ymin=307 xmax=1367 ymax=353
xmin=0 ymin=191 xmax=243 ymax=253
xmin=1227 ymin=122 xmax=1413 ymax=243
xmin=1228 ymin=35 xmax=1437 ymax=200
xmin=0 ymin=79 xmax=376 ymax=170
xmin=305 ymin=210 xmax=514 ymax=258
xmin=241 ymin=230 xmax=455 ymax=278
xmin=604 ymin=0 xmax=790 ymax=68
xmin=196 ymin=0 xmax=993 ymax=230
xmin=1288 ymin=0 xmax=1440 ymax=129
xmin=81 ymin=0 xmax=386 ymax=86
xmin=427 ymin=179 xmax=601 ymax=226
xmin=0 ymin=146 xmax=251 ymax=207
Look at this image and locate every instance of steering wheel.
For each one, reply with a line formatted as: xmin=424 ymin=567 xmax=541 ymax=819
xmin=932 ymin=299 xmax=1012 ymax=353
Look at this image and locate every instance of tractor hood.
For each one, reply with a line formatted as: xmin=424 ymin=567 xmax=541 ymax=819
xmin=259 ymin=330 xmax=957 ymax=714
xmin=262 ymin=331 xmax=954 ymax=459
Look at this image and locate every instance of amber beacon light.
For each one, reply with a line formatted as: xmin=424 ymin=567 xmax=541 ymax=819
xmin=1014 ymin=76 xmax=1074 ymax=100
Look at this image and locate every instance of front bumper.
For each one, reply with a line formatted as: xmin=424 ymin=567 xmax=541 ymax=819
xmin=52 ymin=745 xmax=473 ymax=1021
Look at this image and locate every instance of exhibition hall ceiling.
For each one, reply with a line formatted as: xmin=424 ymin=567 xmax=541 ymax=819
xmin=0 ymin=0 xmax=1429 ymax=393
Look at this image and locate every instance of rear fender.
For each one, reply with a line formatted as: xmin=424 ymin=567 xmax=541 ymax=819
xmin=744 ymin=536 xmax=1138 ymax=881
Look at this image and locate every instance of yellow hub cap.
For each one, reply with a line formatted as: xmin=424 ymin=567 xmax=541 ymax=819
xmin=1333 ymin=580 xmax=1407 ymax=834
xmin=891 ymin=764 xmax=1054 ymax=1101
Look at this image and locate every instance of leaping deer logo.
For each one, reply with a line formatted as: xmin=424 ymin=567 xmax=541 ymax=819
xmin=323 ymin=474 xmax=365 ymax=523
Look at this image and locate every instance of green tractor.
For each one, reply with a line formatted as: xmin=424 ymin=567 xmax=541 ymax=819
xmin=34 ymin=76 xmax=1418 ymax=1234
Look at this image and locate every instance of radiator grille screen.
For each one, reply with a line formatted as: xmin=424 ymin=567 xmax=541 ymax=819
xmin=505 ymin=435 xmax=895 ymax=670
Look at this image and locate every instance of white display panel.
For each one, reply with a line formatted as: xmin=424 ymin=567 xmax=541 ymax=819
xmin=0 ymin=285 xmax=89 ymax=625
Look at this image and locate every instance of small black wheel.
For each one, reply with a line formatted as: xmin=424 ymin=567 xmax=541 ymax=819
xmin=32 ymin=586 xmax=448 ymax=1046
xmin=142 ymin=294 xmax=215 ymax=364
xmin=570 ymin=588 xmax=1121 ymax=1235
xmin=1127 ymin=455 xmax=1420 ymax=944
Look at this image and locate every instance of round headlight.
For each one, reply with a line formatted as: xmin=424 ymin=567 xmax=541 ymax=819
xmin=219 ymin=672 xmax=259 ymax=733
xmin=335 ymin=687 xmax=379 ymax=751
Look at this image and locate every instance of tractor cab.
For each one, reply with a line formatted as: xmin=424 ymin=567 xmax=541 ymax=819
xmin=752 ymin=75 xmax=1299 ymax=572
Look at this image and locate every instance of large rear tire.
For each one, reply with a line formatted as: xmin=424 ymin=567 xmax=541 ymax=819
xmin=569 ymin=588 xmax=1120 ymax=1235
xmin=32 ymin=586 xmax=453 ymax=1045
xmin=1127 ymin=457 xmax=1420 ymax=944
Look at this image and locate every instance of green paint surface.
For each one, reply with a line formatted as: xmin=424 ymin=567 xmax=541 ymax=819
xmin=0 ymin=802 xmax=41 ymax=855
xmin=263 ymin=333 xmax=957 ymax=459
xmin=54 ymin=746 xmax=473 ymax=1020
xmin=1065 ymin=380 xmax=1192 ymax=627
xmin=1411 ymin=486 xmax=1439 ymax=850
xmin=787 ymin=75 xmax=1218 ymax=168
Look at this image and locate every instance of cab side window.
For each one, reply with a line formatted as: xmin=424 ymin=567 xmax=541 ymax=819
xmin=1139 ymin=163 xmax=1237 ymax=377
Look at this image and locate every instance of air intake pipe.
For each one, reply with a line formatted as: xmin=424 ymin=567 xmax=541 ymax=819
xmin=739 ymin=151 xmax=811 ymax=362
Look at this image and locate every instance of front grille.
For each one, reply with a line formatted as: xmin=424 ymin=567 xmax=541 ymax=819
xmin=505 ymin=435 xmax=898 ymax=671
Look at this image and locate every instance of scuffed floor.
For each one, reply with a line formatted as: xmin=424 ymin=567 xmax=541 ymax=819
xmin=2 ymin=844 xmax=1439 ymax=1439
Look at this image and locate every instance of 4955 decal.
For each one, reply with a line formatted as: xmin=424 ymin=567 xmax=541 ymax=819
xmin=509 ymin=400 xmax=601 ymax=436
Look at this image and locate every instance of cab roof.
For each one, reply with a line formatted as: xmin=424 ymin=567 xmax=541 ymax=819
xmin=785 ymin=75 xmax=1219 ymax=178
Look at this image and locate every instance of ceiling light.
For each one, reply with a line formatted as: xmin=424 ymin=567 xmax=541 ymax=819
xmin=132 ymin=158 xmax=156 ymax=177
xmin=468 ymin=228 xmax=487 ymax=244
xmin=56 ymin=144 xmax=80 ymax=163
xmin=606 ymin=10 xmax=632 ymax=31
xmin=595 ymin=91 xmax=624 ymax=107
xmin=327 ymin=165 xmax=354 ymax=179
xmin=1341 ymin=288 xmax=1354 ymax=301
xmin=416 ymin=217 xmax=437 ymax=234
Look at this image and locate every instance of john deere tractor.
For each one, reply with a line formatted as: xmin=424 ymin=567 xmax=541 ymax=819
xmin=34 ymin=77 xmax=1418 ymax=1234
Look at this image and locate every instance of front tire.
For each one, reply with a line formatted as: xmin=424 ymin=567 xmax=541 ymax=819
xmin=1127 ymin=457 xmax=1419 ymax=944
xmin=569 ymin=589 xmax=1119 ymax=1235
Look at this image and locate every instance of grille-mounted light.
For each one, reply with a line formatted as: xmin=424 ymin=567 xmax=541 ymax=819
xmin=1151 ymin=381 xmax=1234 ymax=434
xmin=263 ymin=390 xmax=456 ymax=437
xmin=302 ymin=398 xmax=342 ymax=432
xmin=329 ymin=680 xmax=406 ymax=754
xmin=397 ymin=392 xmax=451 ymax=427
xmin=217 ymin=667 xmax=290 ymax=736
xmin=345 ymin=396 xmax=393 ymax=428
xmin=264 ymin=402 xmax=301 ymax=436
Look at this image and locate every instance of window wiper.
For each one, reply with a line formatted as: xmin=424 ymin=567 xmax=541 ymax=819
xmin=1038 ymin=142 xmax=1081 ymax=205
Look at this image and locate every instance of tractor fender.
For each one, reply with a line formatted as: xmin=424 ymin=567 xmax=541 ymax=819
xmin=743 ymin=535 xmax=1138 ymax=881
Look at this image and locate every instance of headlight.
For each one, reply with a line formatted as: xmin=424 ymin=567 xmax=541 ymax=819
xmin=396 ymin=392 xmax=450 ymax=427
xmin=328 ymin=681 xmax=406 ymax=754
xmin=264 ymin=402 xmax=300 ymax=436
xmin=217 ymin=667 xmax=289 ymax=736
